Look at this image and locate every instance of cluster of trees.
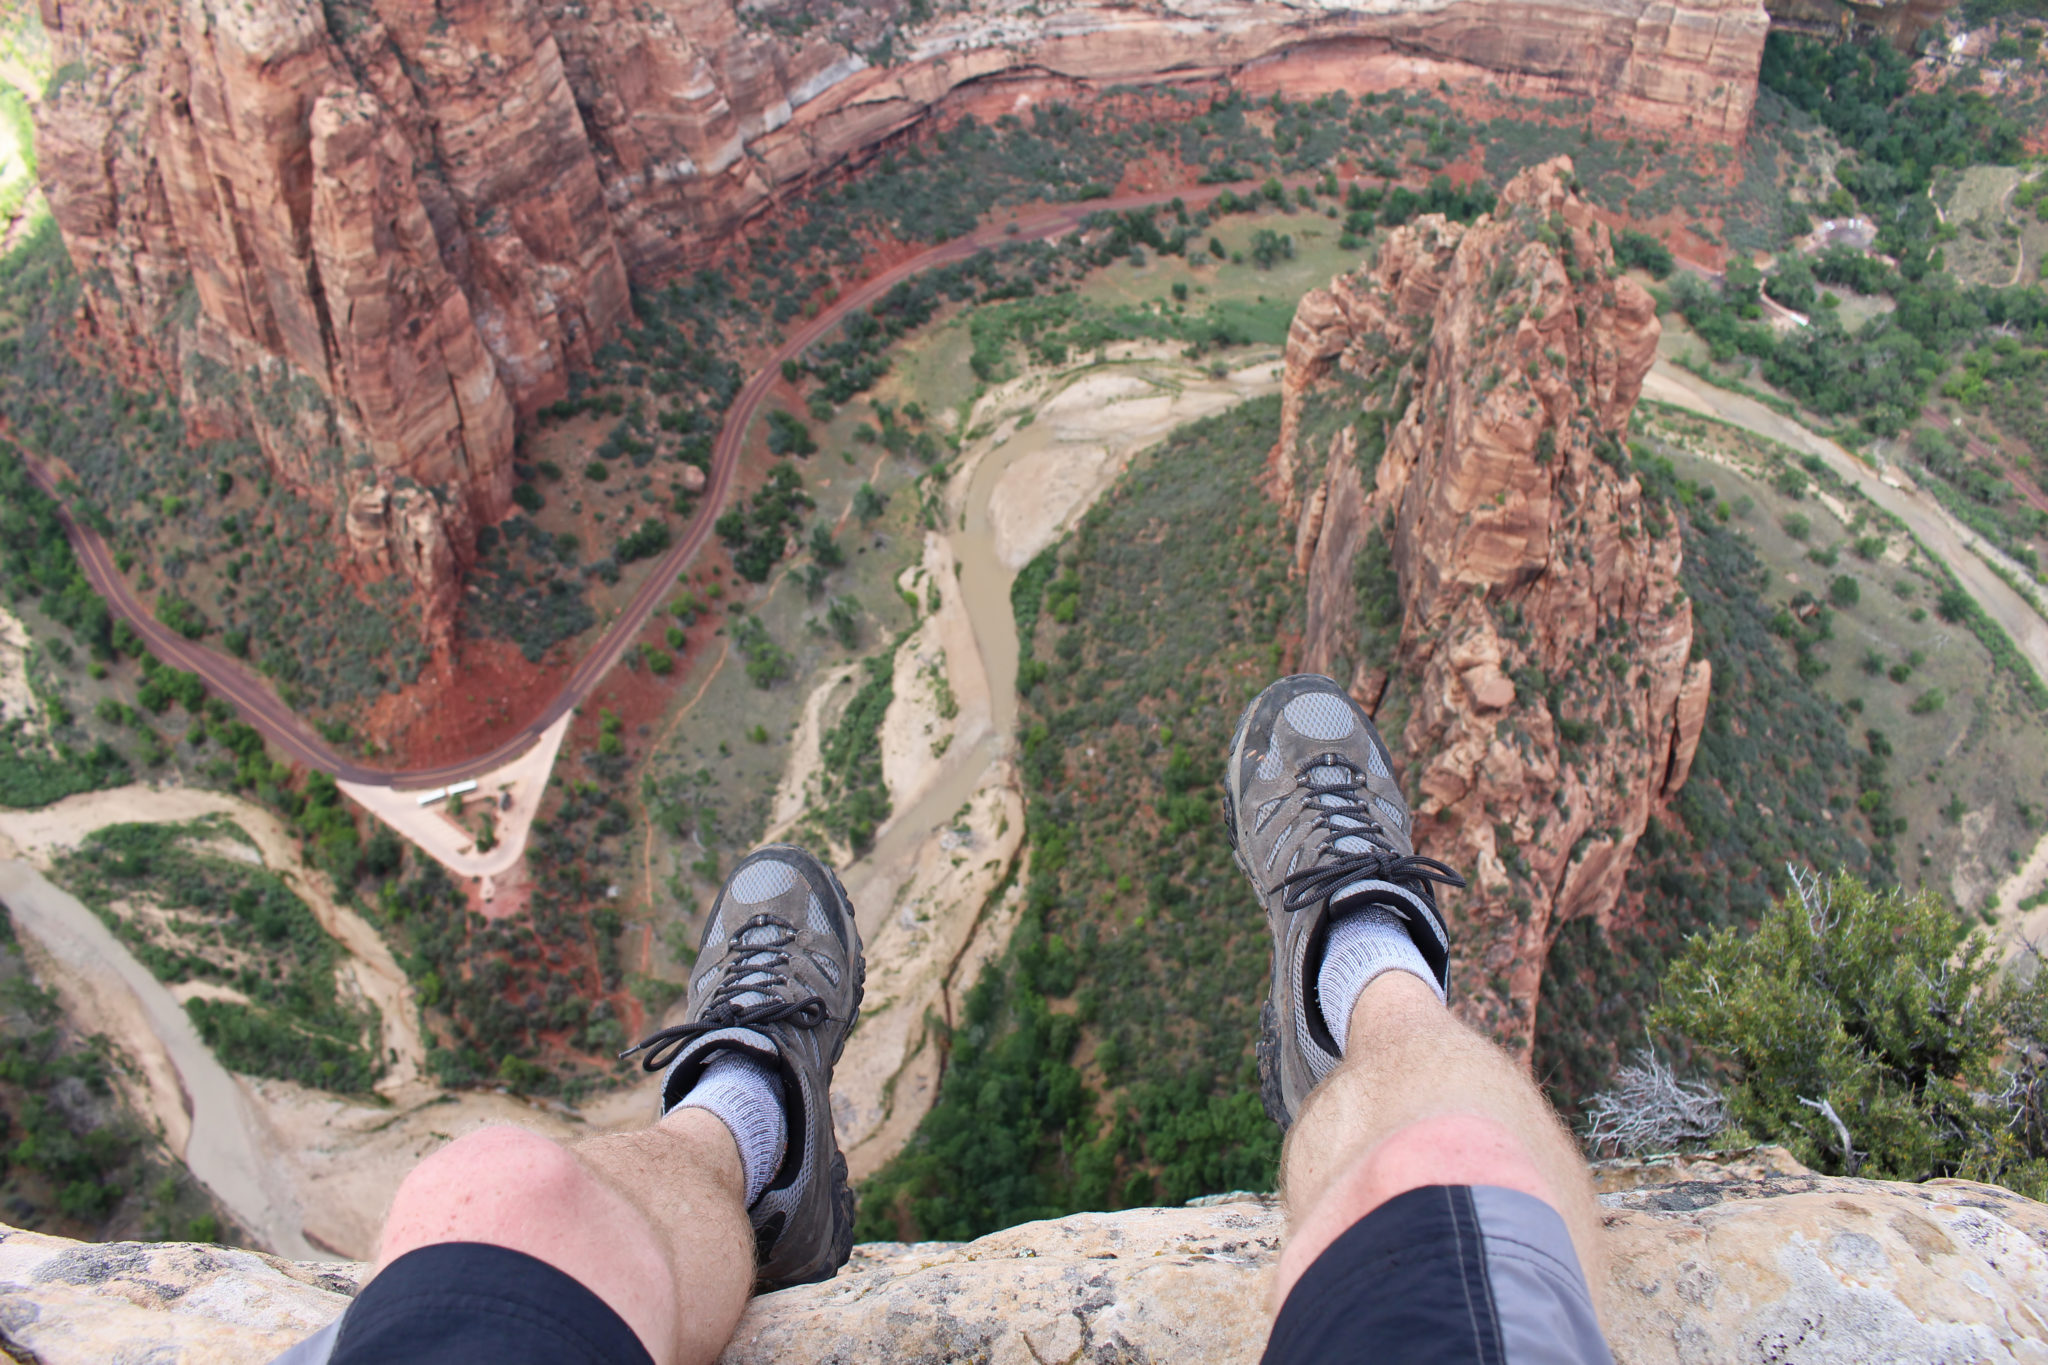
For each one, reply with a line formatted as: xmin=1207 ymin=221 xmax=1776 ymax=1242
xmin=714 ymin=462 xmax=812 ymax=582
xmin=1671 ymin=247 xmax=2048 ymax=438
xmin=811 ymin=649 xmax=895 ymax=855
xmin=0 ymin=909 xmax=227 ymax=1241
xmin=57 ymin=820 xmax=383 ymax=1092
xmin=1761 ymin=32 xmax=2024 ymax=270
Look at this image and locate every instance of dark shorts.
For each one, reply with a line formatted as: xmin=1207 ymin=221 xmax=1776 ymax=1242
xmin=270 ymin=1243 xmax=653 ymax=1365
xmin=1264 ymin=1184 xmax=1611 ymax=1365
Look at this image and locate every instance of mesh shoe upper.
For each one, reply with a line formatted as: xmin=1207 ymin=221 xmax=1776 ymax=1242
xmin=1224 ymin=675 xmax=1465 ymax=1128
xmin=620 ymin=844 xmax=864 ymax=1291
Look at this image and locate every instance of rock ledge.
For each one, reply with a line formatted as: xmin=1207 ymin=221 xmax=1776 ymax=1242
xmin=2 ymin=1151 xmax=2044 ymax=1363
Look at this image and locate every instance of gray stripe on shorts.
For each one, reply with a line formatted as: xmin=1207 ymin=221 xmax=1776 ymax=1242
xmin=1471 ymin=1186 xmax=1613 ymax=1365
xmin=267 ymin=1317 xmax=342 ymax=1365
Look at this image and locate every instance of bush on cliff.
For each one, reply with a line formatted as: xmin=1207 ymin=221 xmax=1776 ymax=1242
xmin=1652 ymin=869 xmax=2048 ymax=1198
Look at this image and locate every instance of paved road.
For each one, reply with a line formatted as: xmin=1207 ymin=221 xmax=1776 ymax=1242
xmin=25 ymin=182 xmax=1247 ymax=790
xmin=1642 ymin=361 xmax=2048 ymax=686
xmin=0 ymin=859 xmax=316 ymax=1257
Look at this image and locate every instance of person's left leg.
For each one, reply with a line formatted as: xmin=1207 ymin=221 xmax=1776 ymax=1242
xmin=274 ymin=844 xmax=865 ymax=1365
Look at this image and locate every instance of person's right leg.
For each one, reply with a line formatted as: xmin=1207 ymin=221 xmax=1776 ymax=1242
xmin=361 ymin=1107 xmax=755 ymax=1365
xmin=1224 ymin=675 xmax=1609 ymax=1365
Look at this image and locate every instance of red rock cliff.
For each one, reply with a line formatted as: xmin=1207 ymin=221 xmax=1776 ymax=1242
xmin=1276 ymin=156 xmax=1710 ymax=1052
xmin=32 ymin=0 xmax=1770 ymax=636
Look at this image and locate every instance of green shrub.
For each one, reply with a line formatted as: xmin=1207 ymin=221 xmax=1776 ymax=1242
xmin=1612 ymin=228 xmax=1675 ymax=278
xmin=511 ymin=483 xmax=544 ymax=513
xmin=1828 ymin=574 xmax=1859 ymax=608
xmin=766 ymin=409 xmax=817 ymax=457
xmin=617 ymin=518 xmax=672 ymax=563
xmin=153 ymin=594 xmax=206 ymax=639
xmin=732 ymin=616 xmax=791 ymax=689
xmin=1654 ymin=872 xmax=2045 ymax=1194
xmin=853 ymin=482 xmax=888 ymax=522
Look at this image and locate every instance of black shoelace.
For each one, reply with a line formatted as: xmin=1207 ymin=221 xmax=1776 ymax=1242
xmin=617 ymin=913 xmax=833 ymax=1073
xmin=1273 ymin=755 xmax=1467 ymax=913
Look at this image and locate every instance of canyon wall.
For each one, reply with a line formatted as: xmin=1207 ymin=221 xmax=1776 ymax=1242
xmin=1275 ymin=156 xmax=1710 ymax=1050
xmin=33 ymin=0 xmax=1770 ymax=637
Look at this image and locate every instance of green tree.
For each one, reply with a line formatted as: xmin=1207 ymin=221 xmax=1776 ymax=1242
xmin=826 ymin=595 xmax=861 ymax=650
xmin=853 ymin=482 xmax=888 ymax=523
xmin=766 ymin=409 xmax=816 ymax=457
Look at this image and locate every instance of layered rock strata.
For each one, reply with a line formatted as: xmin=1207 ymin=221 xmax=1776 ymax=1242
xmin=1276 ymin=156 xmax=1710 ymax=1049
xmin=6 ymin=1150 xmax=2045 ymax=1364
xmin=34 ymin=0 xmax=1769 ymax=636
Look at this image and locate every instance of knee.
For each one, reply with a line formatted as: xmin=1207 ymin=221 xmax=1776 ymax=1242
xmin=1350 ymin=1112 xmax=1552 ymax=1210
xmin=380 ymin=1126 xmax=594 ymax=1264
xmin=1276 ymin=1113 xmax=1555 ymax=1308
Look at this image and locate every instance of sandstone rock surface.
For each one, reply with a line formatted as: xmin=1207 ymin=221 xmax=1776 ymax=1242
xmin=32 ymin=0 xmax=1769 ymax=635
xmin=3 ymin=1151 xmax=2046 ymax=1363
xmin=1274 ymin=155 xmax=1709 ymax=1050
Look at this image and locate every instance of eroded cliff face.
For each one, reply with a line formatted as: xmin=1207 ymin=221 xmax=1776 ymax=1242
xmin=1277 ymin=156 xmax=1710 ymax=1050
xmin=33 ymin=0 xmax=1770 ymax=637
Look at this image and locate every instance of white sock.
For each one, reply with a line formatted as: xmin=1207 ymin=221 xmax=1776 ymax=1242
xmin=1317 ymin=906 xmax=1444 ymax=1054
xmin=676 ymin=1052 xmax=787 ymax=1206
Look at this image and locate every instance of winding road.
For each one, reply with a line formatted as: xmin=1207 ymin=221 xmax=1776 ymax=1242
xmin=29 ymin=183 xmax=2048 ymax=792
xmin=21 ymin=183 xmax=1240 ymax=791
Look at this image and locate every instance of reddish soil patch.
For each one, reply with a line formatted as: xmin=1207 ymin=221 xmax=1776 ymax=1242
xmin=366 ymin=635 xmax=574 ymax=769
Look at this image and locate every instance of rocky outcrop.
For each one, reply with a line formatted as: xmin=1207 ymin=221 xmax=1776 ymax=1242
xmin=1275 ymin=156 xmax=1709 ymax=1050
xmin=4 ymin=1150 xmax=2045 ymax=1363
xmin=32 ymin=0 xmax=1770 ymax=637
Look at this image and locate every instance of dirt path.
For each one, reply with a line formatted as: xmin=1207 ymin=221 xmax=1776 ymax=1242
xmin=1642 ymin=362 xmax=2048 ymax=686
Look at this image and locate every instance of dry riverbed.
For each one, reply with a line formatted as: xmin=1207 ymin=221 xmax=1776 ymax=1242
xmin=761 ymin=345 xmax=1281 ymax=1177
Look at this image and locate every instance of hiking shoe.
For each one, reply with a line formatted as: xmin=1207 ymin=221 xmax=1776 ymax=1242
xmin=619 ymin=844 xmax=864 ymax=1291
xmin=1223 ymin=675 xmax=1465 ymax=1129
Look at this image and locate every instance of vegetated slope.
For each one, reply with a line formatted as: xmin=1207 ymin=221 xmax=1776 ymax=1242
xmin=1534 ymin=445 xmax=1882 ymax=1116
xmin=51 ymin=819 xmax=383 ymax=1092
xmin=0 ymin=900 xmax=232 ymax=1244
xmin=858 ymin=397 xmax=1300 ymax=1240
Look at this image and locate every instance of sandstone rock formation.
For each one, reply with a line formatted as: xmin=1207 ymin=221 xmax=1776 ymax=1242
xmin=1275 ymin=156 xmax=1710 ymax=1049
xmin=32 ymin=0 xmax=1771 ymax=637
xmin=5 ymin=1149 xmax=2045 ymax=1363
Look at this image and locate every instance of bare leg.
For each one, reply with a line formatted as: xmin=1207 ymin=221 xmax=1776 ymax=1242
xmin=373 ymin=1107 xmax=754 ymax=1365
xmin=1274 ymin=971 xmax=1605 ymax=1311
